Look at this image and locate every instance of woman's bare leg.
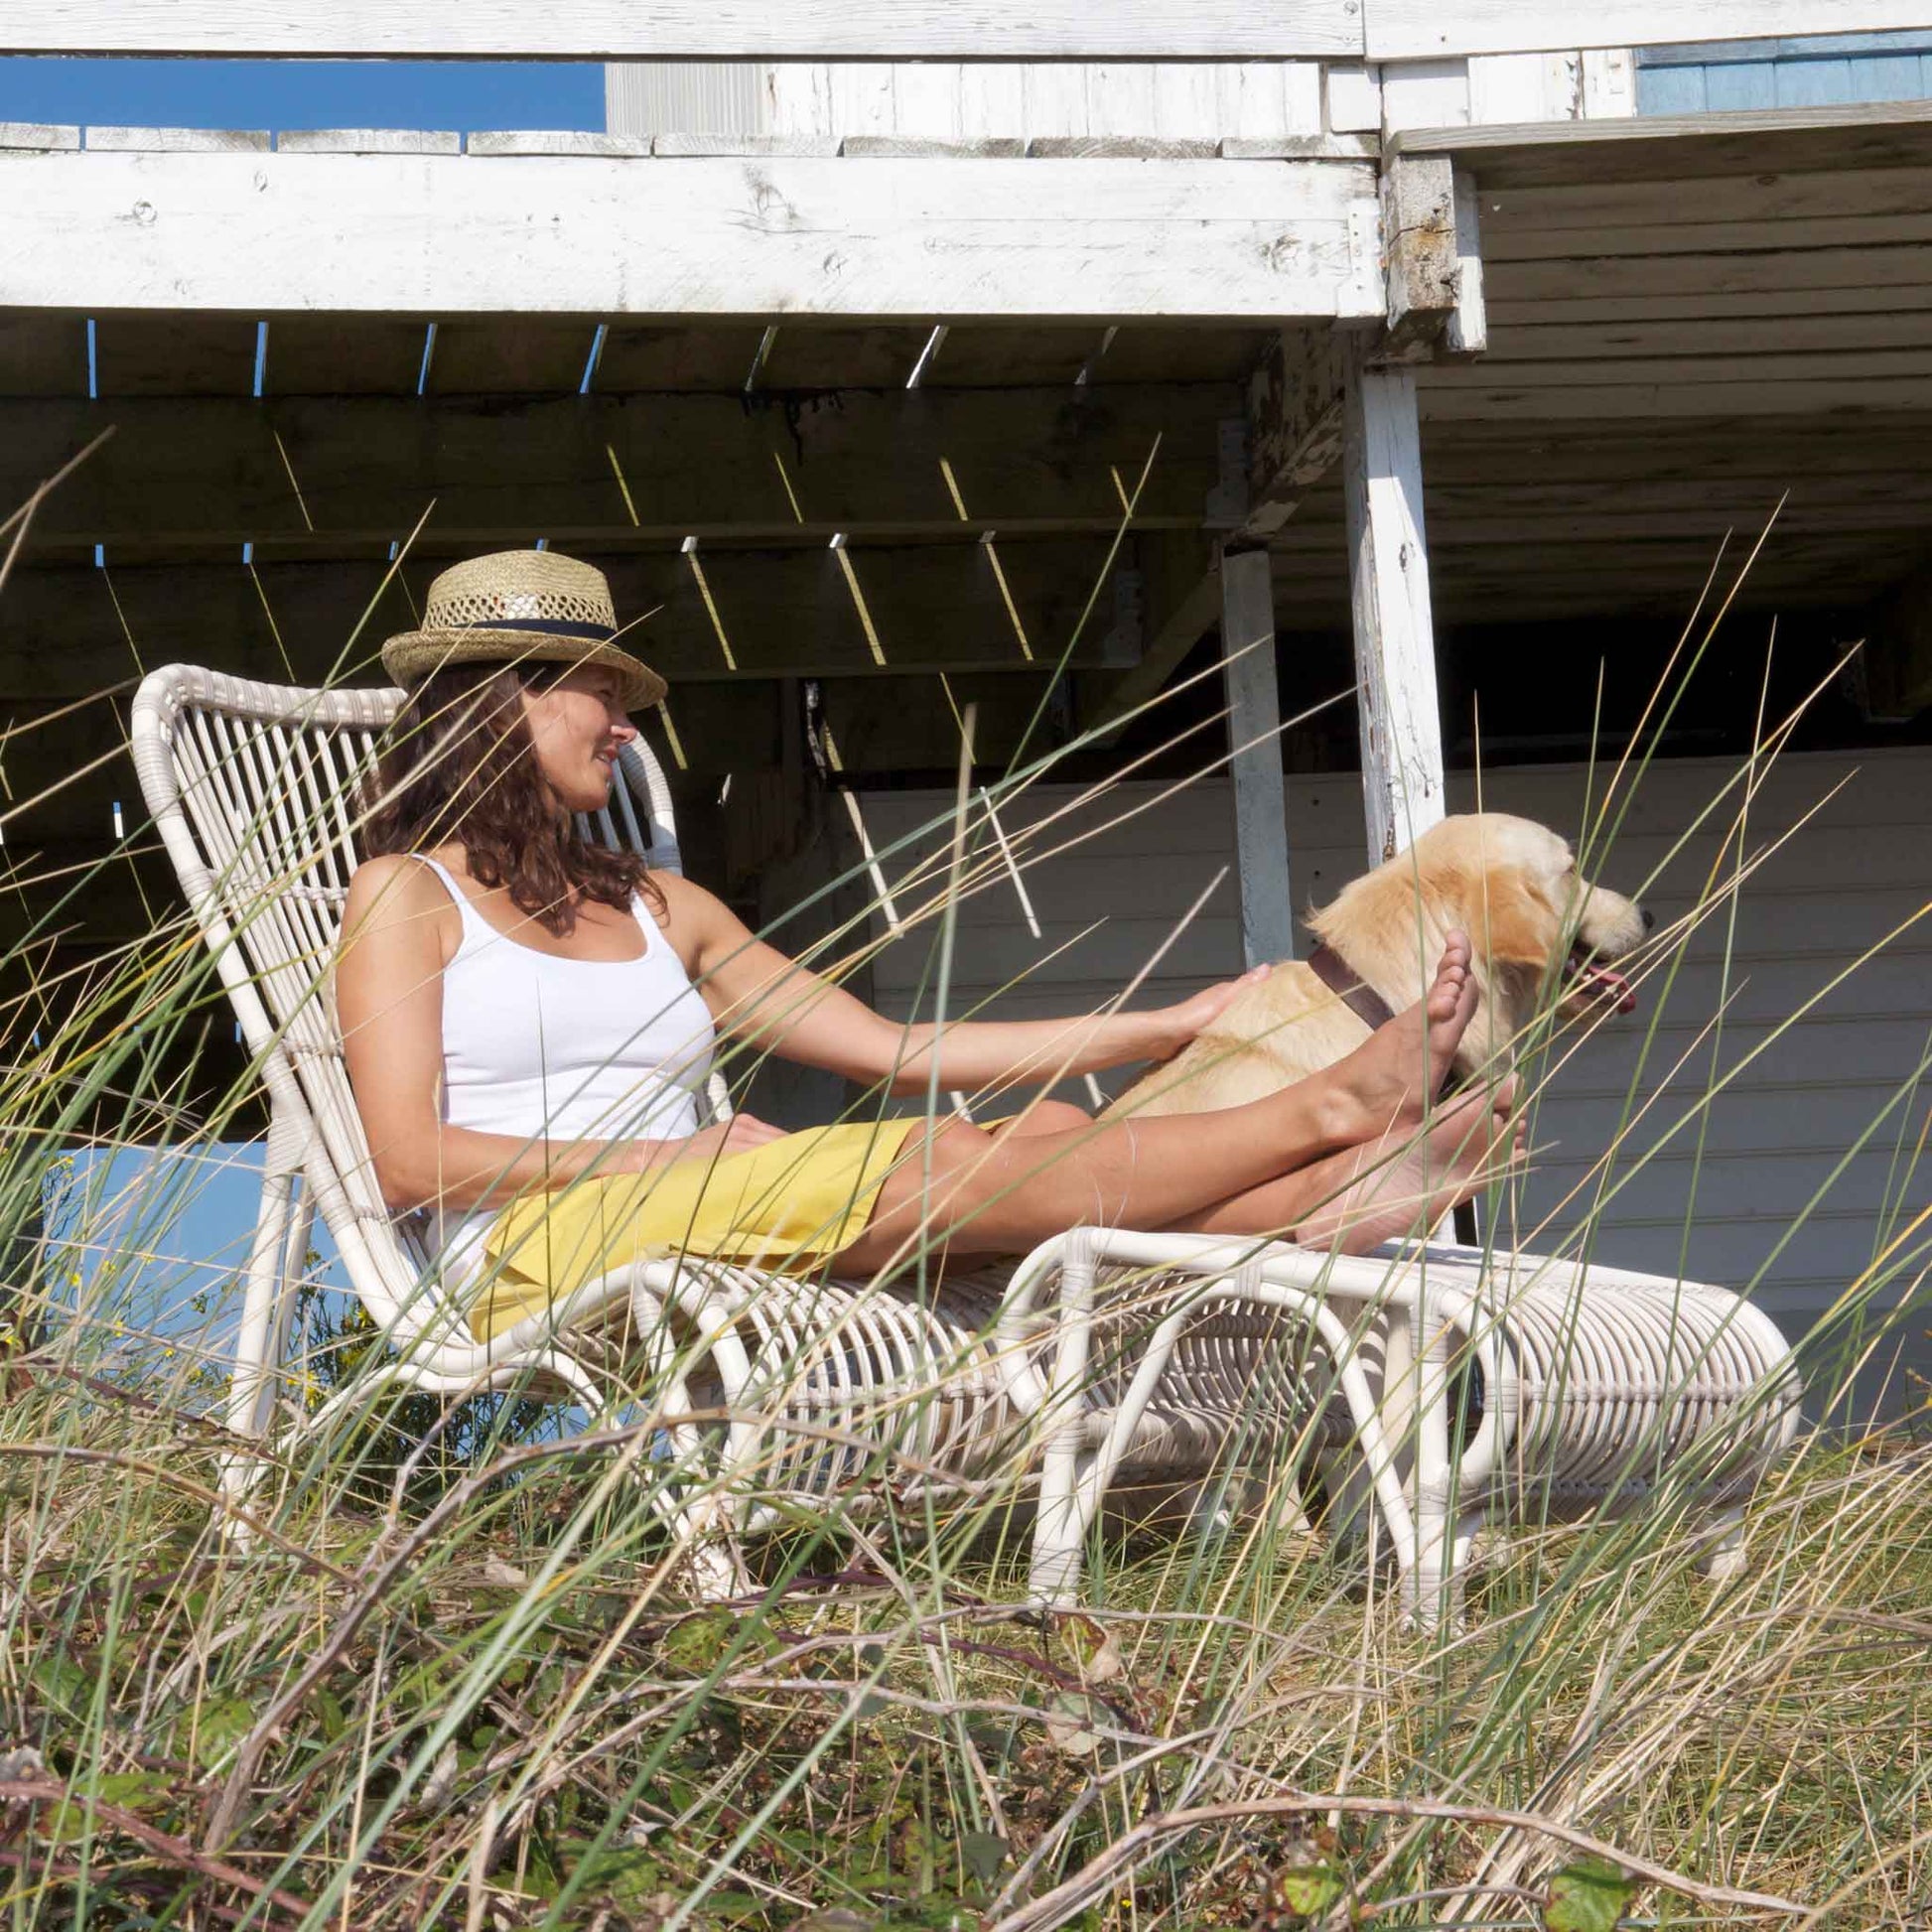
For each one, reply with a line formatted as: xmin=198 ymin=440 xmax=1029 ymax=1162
xmin=1164 ymin=1079 xmax=1523 ymax=1254
xmin=834 ymin=936 xmax=1483 ymax=1274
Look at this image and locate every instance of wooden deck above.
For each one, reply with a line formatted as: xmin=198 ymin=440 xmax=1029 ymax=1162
xmin=1 ymin=100 xmax=1927 ymax=853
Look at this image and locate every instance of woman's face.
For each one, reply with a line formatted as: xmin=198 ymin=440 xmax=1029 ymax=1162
xmin=518 ymin=662 xmax=638 ymax=814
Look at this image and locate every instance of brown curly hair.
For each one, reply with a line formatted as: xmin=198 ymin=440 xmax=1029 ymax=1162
xmin=360 ymin=661 xmax=662 ymax=936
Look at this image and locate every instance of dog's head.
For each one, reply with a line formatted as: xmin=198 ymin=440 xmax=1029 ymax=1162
xmin=1307 ymin=812 xmax=1650 ymax=1067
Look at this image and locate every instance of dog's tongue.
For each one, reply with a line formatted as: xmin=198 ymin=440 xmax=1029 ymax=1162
xmin=1578 ymin=961 xmax=1637 ymax=1014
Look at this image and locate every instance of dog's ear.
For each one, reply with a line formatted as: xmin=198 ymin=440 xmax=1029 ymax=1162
xmin=1470 ymin=873 xmax=1558 ymax=969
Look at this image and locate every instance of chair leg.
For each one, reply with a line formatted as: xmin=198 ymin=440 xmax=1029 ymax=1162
xmin=1695 ymin=1504 xmax=1749 ymax=1583
xmin=1403 ymin=1303 xmax=1461 ymax=1632
xmin=620 ymin=1284 xmax=755 ymax=1601
xmin=1313 ymin=1311 xmax=1394 ymax=1556
xmin=1029 ymin=1234 xmax=1098 ymax=1608
xmin=213 ymin=1122 xmax=305 ymax=1541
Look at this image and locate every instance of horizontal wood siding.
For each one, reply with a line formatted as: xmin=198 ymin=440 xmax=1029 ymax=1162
xmin=860 ymin=750 xmax=1932 ymax=1396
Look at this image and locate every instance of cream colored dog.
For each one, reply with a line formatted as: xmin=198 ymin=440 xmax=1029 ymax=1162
xmin=1110 ymin=812 xmax=1649 ymax=1120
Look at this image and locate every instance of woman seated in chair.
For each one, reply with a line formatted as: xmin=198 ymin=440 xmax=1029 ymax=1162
xmin=337 ymin=550 xmax=1518 ymax=1341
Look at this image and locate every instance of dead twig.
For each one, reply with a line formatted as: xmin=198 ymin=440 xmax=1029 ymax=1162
xmin=987 ymin=1793 xmax=1806 ymax=1930
xmin=0 ymin=1774 xmax=315 ymax=1922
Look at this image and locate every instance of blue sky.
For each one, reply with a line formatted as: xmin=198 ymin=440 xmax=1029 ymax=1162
xmin=11 ymin=52 xmax=606 ymax=1358
xmin=0 ymin=58 xmax=604 ymax=134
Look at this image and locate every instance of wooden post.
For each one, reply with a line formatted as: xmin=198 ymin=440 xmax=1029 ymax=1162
xmin=1342 ymin=349 xmax=1446 ymax=862
xmin=1220 ymin=545 xmax=1295 ymax=968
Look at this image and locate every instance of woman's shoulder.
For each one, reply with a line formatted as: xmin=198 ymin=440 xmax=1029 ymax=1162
xmin=343 ymin=851 xmax=461 ymax=940
xmin=645 ymin=868 xmax=732 ymax=959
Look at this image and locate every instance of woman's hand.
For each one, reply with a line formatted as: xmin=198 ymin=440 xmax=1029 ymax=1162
xmin=1150 ymin=963 xmax=1273 ymax=1059
xmin=650 ymin=1113 xmax=788 ymax=1168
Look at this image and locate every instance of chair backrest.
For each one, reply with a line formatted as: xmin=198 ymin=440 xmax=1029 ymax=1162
xmin=129 ymin=664 xmax=715 ymax=1356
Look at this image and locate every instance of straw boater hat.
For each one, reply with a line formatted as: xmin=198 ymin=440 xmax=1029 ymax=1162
xmin=380 ymin=550 xmax=665 ymax=710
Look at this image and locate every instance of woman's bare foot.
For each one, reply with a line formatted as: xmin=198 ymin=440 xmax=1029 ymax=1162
xmin=1319 ymin=931 xmax=1478 ymax=1144
xmin=1295 ymin=1075 xmax=1522 ymax=1253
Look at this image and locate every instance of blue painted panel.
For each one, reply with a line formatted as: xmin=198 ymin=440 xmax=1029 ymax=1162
xmin=1778 ymin=56 xmax=1854 ymax=104
xmin=1705 ymin=61 xmax=1780 ymax=110
xmin=1636 ymin=32 xmax=1932 ymax=114
xmin=1635 ymin=64 xmax=1708 ymax=114
xmin=1846 ymin=54 xmax=1926 ymax=101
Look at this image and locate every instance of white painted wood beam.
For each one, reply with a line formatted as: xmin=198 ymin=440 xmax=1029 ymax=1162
xmin=1368 ymin=2 xmax=1932 ymax=61
xmin=0 ymin=149 xmax=1382 ymax=320
xmin=1342 ymin=348 xmax=1445 ymax=863
xmin=1220 ymin=545 xmax=1295 ymax=967
xmin=0 ymin=0 xmax=1365 ymax=59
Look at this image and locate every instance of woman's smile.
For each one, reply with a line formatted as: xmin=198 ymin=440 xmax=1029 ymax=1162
xmin=524 ymin=665 xmax=636 ymax=811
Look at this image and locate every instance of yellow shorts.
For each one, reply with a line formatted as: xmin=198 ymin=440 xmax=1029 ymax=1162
xmin=468 ymin=1118 xmax=926 ymax=1340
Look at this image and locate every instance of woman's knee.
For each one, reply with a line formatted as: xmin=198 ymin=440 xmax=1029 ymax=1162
xmin=998 ymin=1097 xmax=1092 ymax=1139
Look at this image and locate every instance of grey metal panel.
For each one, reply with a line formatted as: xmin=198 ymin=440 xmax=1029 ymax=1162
xmin=605 ymin=61 xmax=765 ymax=136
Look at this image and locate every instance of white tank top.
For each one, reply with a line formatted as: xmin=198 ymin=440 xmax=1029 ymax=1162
xmin=409 ymin=855 xmax=717 ymax=1278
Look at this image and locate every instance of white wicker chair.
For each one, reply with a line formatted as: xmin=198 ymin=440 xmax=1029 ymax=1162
xmin=129 ymin=664 xmax=1803 ymax=1620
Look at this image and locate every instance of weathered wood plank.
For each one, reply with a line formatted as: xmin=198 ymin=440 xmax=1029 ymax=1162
xmin=1380 ymin=153 xmax=1463 ymax=353
xmin=276 ymin=128 xmax=462 ymax=154
xmin=1342 ymin=353 xmax=1444 ymax=860
xmin=1380 ymin=60 xmax=1472 ymax=134
xmin=1390 ymin=98 xmax=1932 ymax=188
xmin=1490 ymin=243 xmax=1932 ymax=303
xmin=1477 ymin=310 xmax=1932 ymax=359
xmin=0 ymin=0 xmax=1366 ymax=59
xmin=0 ymin=388 xmax=1232 ymax=549
xmin=83 ymin=125 xmax=269 ymax=151
xmin=0 ymin=122 xmax=78 ymax=149
xmin=1237 ymin=324 xmax=1349 ymax=541
xmin=467 ymin=129 xmax=651 ymax=156
xmin=0 ymin=149 xmax=1382 ymax=320
xmin=1370 ymin=2 xmax=1932 ymax=62
xmin=1581 ymin=49 xmax=1637 ymax=119
xmin=1418 ymin=374 xmax=1932 ymax=418
xmin=1446 ymin=168 xmax=1486 ymax=354
xmin=1417 ymin=413 xmax=1932 ymax=477
xmin=1466 ymin=51 xmax=1581 ymax=126
xmin=1423 ymin=346 xmax=1932 ymax=388
xmin=1477 ymin=162 xmax=1932 ymax=231
xmin=1324 ymin=64 xmax=1382 ymax=134
xmin=1487 ymin=285 xmax=1932 ymax=326
xmin=1221 ymin=546 xmax=1295 ymax=966
xmin=1483 ymin=210 xmax=1932 ymax=261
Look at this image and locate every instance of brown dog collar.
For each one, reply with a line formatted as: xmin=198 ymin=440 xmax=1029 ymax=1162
xmin=1307 ymin=943 xmax=1396 ymax=1033
xmin=1309 ymin=943 xmax=1465 ymax=1102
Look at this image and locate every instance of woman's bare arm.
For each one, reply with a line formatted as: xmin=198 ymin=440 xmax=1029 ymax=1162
xmin=664 ymin=873 xmax=1263 ymax=1098
xmin=336 ymin=857 xmax=776 ymax=1213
